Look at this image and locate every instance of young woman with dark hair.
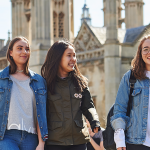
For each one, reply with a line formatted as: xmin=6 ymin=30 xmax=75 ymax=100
xmin=111 ymin=35 xmax=150 ymax=150
xmin=41 ymin=40 xmax=100 ymax=150
xmin=0 ymin=36 xmax=48 ymax=150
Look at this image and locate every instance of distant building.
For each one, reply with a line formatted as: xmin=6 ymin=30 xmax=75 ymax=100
xmin=0 ymin=31 xmax=11 ymax=70
xmin=74 ymin=0 xmax=146 ymax=127
xmin=6 ymin=0 xmax=74 ymax=74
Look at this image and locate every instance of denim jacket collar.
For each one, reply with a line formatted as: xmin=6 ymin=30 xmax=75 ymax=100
xmin=0 ymin=66 xmax=10 ymax=79
xmin=0 ymin=66 xmax=38 ymax=81
xmin=28 ymin=69 xmax=38 ymax=81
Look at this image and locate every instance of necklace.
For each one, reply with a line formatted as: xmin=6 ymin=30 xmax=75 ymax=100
xmin=16 ymin=70 xmax=23 ymax=73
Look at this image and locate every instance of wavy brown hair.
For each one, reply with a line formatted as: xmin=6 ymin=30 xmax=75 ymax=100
xmin=6 ymin=36 xmax=30 ymax=76
xmin=131 ymin=35 xmax=150 ymax=80
xmin=41 ymin=40 xmax=88 ymax=95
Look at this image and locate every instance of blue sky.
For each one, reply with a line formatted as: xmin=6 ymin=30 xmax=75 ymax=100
xmin=0 ymin=0 xmax=150 ymax=44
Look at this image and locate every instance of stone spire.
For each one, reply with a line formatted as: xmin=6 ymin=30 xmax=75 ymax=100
xmin=29 ymin=0 xmax=53 ymax=74
xmin=81 ymin=1 xmax=91 ymax=26
xmin=103 ymin=0 xmax=124 ymax=28
xmin=105 ymin=0 xmax=119 ymax=44
xmin=6 ymin=31 xmax=11 ymax=45
xmin=31 ymin=0 xmax=53 ymax=46
xmin=52 ymin=0 xmax=74 ymax=42
xmin=11 ymin=0 xmax=31 ymax=40
xmin=0 ymin=39 xmax=4 ymax=50
xmin=8 ymin=31 xmax=10 ymax=41
xmin=104 ymin=0 xmax=121 ymax=114
xmin=124 ymin=0 xmax=144 ymax=29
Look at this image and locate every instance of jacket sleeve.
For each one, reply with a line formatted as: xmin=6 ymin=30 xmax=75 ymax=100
xmin=110 ymin=70 xmax=131 ymax=131
xmin=81 ymin=87 xmax=100 ymax=131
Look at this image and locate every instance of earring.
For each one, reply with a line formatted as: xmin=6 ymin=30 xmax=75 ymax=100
xmin=10 ymin=56 xmax=13 ymax=60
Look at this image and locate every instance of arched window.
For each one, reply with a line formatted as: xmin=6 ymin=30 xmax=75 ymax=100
xmin=59 ymin=12 xmax=64 ymax=37
xmin=53 ymin=11 xmax=57 ymax=37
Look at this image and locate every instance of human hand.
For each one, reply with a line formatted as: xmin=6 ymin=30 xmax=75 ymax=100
xmin=117 ymin=147 xmax=126 ymax=150
xmin=88 ymin=127 xmax=93 ymax=136
xmin=36 ymin=143 xmax=44 ymax=150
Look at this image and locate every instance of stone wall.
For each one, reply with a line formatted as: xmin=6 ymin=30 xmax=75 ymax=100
xmin=78 ymin=60 xmax=105 ymax=127
xmin=0 ymin=59 xmax=7 ymax=70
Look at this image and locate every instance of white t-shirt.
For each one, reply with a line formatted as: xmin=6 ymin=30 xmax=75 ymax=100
xmin=7 ymin=75 xmax=37 ymax=134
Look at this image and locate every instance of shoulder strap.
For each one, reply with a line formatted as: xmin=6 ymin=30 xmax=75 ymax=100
xmin=126 ymin=70 xmax=136 ymax=116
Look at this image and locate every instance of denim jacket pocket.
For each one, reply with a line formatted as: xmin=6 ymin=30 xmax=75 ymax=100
xmin=37 ymin=89 xmax=47 ymax=103
xmin=0 ymin=88 xmax=4 ymax=102
xmin=131 ymin=88 xmax=142 ymax=107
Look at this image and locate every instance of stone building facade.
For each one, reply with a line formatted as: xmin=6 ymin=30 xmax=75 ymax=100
xmin=0 ymin=0 xmax=148 ymax=127
xmin=9 ymin=0 xmax=74 ymax=74
xmin=74 ymin=0 xmax=147 ymax=127
xmin=0 ymin=35 xmax=11 ymax=70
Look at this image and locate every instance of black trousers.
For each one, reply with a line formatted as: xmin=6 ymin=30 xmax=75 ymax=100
xmin=127 ymin=143 xmax=150 ymax=150
xmin=45 ymin=144 xmax=87 ymax=150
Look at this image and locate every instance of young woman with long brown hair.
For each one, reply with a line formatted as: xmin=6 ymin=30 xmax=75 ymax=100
xmin=111 ymin=35 xmax=150 ymax=150
xmin=0 ymin=36 xmax=48 ymax=150
xmin=41 ymin=40 xmax=100 ymax=150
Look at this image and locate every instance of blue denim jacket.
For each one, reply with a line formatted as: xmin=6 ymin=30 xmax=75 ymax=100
xmin=111 ymin=70 xmax=149 ymax=144
xmin=0 ymin=66 xmax=48 ymax=141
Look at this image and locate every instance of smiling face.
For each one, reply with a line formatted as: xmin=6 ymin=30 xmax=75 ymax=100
xmin=58 ymin=45 xmax=76 ymax=77
xmin=141 ymin=39 xmax=150 ymax=71
xmin=10 ymin=40 xmax=30 ymax=68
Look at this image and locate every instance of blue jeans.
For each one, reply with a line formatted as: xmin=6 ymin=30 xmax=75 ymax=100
xmin=0 ymin=129 xmax=38 ymax=150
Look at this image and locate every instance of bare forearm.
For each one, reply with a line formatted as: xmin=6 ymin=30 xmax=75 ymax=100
xmin=37 ymin=121 xmax=45 ymax=147
xmin=90 ymin=137 xmax=104 ymax=150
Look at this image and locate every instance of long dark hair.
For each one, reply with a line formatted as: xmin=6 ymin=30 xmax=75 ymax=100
xmin=6 ymin=36 xmax=30 ymax=75
xmin=41 ymin=40 xmax=88 ymax=95
xmin=131 ymin=36 xmax=150 ymax=80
